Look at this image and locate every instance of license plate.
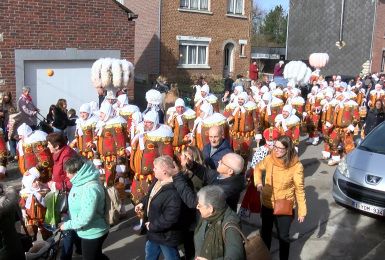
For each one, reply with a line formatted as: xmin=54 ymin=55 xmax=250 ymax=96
xmin=352 ymin=201 xmax=384 ymax=216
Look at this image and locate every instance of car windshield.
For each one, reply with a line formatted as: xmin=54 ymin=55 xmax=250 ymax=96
xmin=359 ymin=122 xmax=385 ymax=155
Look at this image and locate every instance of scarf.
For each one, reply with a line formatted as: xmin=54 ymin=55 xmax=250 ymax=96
xmin=22 ymin=93 xmax=32 ymax=103
xmin=196 ymin=207 xmax=227 ymax=259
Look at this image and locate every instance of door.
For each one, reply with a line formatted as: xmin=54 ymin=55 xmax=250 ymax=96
xmin=24 ymin=60 xmax=97 ymax=117
xmin=223 ymin=43 xmax=234 ymax=77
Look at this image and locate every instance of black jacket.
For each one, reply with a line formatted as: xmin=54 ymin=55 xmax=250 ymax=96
xmin=202 ymin=139 xmax=232 ymax=169
xmin=0 ymin=186 xmax=25 ymax=260
xmin=173 ymin=162 xmax=245 ymax=212
xmin=364 ymin=109 xmax=385 ymax=135
xmin=52 ymin=106 xmax=69 ymax=130
xmin=142 ymin=181 xmax=183 ymax=247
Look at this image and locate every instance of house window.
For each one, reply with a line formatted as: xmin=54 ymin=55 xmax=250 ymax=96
xmin=180 ymin=0 xmax=209 ymax=11
xmin=177 ymin=36 xmax=211 ymax=68
xmin=239 ymin=39 xmax=247 ymax=57
xmin=179 ymin=45 xmax=207 ymax=65
xmin=228 ymin=0 xmax=244 ymax=15
xmin=381 ymin=50 xmax=385 ymax=72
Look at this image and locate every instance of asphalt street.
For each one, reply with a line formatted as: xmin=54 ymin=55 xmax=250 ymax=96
xmin=4 ymin=138 xmax=385 ymax=260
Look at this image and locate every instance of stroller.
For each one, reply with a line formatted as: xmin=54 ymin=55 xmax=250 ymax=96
xmin=36 ymin=112 xmax=53 ymax=134
xmin=25 ymin=228 xmax=63 ymax=260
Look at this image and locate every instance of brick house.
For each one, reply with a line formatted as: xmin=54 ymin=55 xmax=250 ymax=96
xmin=0 ymin=0 xmax=137 ymax=115
xmin=287 ymin=0 xmax=385 ymax=76
xmin=126 ymin=0 xmax=252 ymax=87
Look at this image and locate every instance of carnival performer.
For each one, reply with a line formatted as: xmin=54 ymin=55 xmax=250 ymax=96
xmin=368 ymin=83 xmax=385 ymax=109
xmin=227 ymin=91 xmax=259 ymax=160
xmin=130 ymin=110 xmax=174 ymax=205
xmin=17 ymin=123 xmax=53 ymax=183
xmin=70 ymin=103 xmax=98 ymax=159
xmin=194 ymin=84 xmax=219 ymax=117
xmin=304 ymin=86 xmax=324 ymax=145
xmin=320 ymin=90 xmax=338 ymax=161
xmin=115 ymin=94 xmax=140 ymax=143
xmin=275 ymin=105 xmax=301 ymax=147
xmin=260 ymin=92 xmax=284 ymax=131
xmin=166 ymin=98 xmax=196 ymax=153
xmin=251 ymin=127 xmax=281 ymax=168
xmin=270 ymin=82 xmax=284 ymax=101
xmin=190 ymin=103 xmax=214 ymax=151
xmin=143 ymin=89 xmax=164 ymax=124
xmin=323 ymin=93 xmax=359 ymax=166
xmin=94 ymin=102 xmax=128 ymax=186
xmin=19 ymin=167 xmax=51 ymax=240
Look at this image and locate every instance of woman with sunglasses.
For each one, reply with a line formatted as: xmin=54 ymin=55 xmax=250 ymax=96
xmin=254 ymin=135 xmax=307 ymax=260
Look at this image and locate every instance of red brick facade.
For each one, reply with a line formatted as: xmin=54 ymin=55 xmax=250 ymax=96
xmin=371 ymin=1 xmax=385 ymax=73
xmin=126 ymin=0 xmax=160 ymax=82
xmin=160 ymin=0 xmax=252 ymax=84
xmin=0 ymin=0 xmax=135 ymax=99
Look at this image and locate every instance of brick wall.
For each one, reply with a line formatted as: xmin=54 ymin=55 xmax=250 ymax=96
xmin=371 ymin=1 xmax=385 ymax=73
xmin=0 ymin=0 xmax=135 ymax=99
xmin=125 ymin=0 xmax=160 ymax=83
xmin=160 ymin=0 xmax=252 ymax=84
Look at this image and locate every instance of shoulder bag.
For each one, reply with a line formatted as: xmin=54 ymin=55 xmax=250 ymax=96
xmin=223 ymin=222 xmax=271 ymax=260
xmin=271 ymin=165 xmax=293 ymax=216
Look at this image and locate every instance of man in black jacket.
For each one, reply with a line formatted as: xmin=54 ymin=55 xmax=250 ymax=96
xmin=135 ymin=156 xmax=182 ymax=260
xmin=172 ymin=152 xmax=245 ymax=212
xmin=202 ymin=125 xmax=232 ymax=169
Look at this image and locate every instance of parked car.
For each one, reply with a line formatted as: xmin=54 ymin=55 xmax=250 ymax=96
xmin=332 ymin=121 xmax=385 ymax=216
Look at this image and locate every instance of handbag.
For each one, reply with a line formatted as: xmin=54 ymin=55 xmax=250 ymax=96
xmin=16 ymin=204 xmax=33 ymax=252
xmin=56 ymin=182 xmax=69 ymax=214
xmin=271 ymin=165 xmax=293 ymax=216
xmin=223 ymin=222 xmax=271 ymax=260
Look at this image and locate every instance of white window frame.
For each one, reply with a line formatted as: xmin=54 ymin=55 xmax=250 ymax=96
xmin=239 ymin=39 xmax=247 ymax=58
xmin=177 ymin=36 xmax=211 ymax=69
xmin=227 ymin=0 xmax=244 ymax=15
xmin=179 ymin=0 xmax=211 ymax=12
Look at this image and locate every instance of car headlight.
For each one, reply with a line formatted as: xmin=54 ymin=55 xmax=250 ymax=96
xmin=337 ymin=157 xmax=349 ymax=178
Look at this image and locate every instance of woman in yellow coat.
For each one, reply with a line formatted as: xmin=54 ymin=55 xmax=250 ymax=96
xmin=254 ymin=135 xmax=307 ymax=260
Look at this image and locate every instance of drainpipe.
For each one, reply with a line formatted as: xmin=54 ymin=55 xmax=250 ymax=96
xmin=369 ymin=0 xmax=378 ymax=73
xmin=285 ymin=1 xmax=290 ymax=59
xmin=158 ymin=0 xmax=162 ymax=76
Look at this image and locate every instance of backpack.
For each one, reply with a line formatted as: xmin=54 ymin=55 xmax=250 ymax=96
xmin=223 ymin=222 xmax=271 ymax=260
xmin=104 ymin=185 xmax=122 ymax=226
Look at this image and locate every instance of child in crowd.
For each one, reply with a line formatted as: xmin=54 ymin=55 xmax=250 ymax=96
xmin=66 ymin=108 xmax=78 ymax=143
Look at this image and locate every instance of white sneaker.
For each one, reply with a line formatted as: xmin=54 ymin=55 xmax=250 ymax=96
xmin=306 ymin=138 xmax=314 ymax=144
xmin=328 ymin=159 xmax=340 ymax=166
xmin=133 ymin=223 xmax=142 ymax=231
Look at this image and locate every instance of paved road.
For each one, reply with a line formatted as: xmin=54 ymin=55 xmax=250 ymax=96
xmin=4 ymin=139 xmax=385 ymax=260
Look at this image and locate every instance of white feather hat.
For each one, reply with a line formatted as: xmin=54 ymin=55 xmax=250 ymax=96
xmin=146 ymin=89 xmax=162 ymax=105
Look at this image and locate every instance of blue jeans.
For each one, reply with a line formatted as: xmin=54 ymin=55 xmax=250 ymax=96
xmin=145 ymin=240 xmax=180 ymax=260
xmin=61 ymin=230 xmax=82 ymax=260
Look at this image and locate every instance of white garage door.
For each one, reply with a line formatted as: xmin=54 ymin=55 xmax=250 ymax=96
xmin=24 ymin=60 xmax=98 ymax=119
